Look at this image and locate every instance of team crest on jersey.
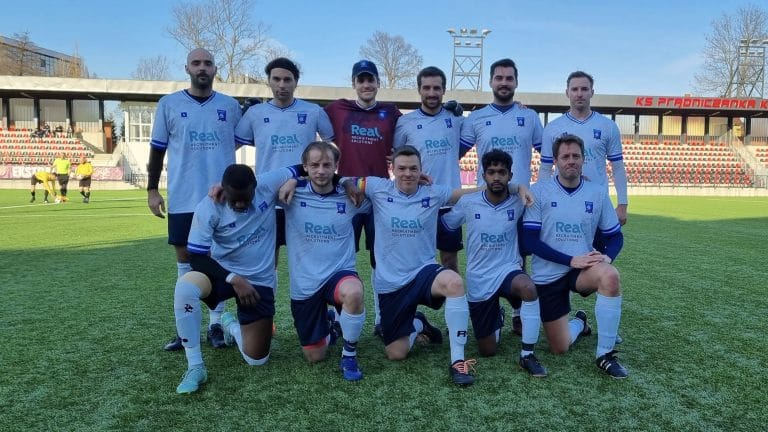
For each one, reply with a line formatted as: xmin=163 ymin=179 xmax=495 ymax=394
xmin=474 ymin=213 xmax=481 ymax=219
xmin=337 ymin=202 xmax=346 ymax=214
xmin=300 ymin=201 xmax=307 ymax=207
xmin=551 ymin=202 xmax=558 ymax=207
xmin=485 ymin=120 xmax=492 ymax=126
xmin=181 ymin=112 xmax=188 ymax=118
xmin=421 ymin=198 xmax=430 ymax=208
xmin=593 ymin=129 xmax=601 ymax=139
xmin=217 ymin=110 xmax=227 ymax=121
xmin=378 ymin=110 xmax=388 ymax=120
xmin=585 ymin=201 xmax=594 ymax=213
xmin=445 ymin=118 xmax=453 ymax=128
xmin=258 ymin=201 xmax=268 ymax=212
xmin=507 ymin=209 xmax=515 ymax=221
xmin=263 ymin=118 xmax=270 ymax=123
xmin=517 ymin=117 xmax=525 ymax=127
xmin=417 ymin=124 xmax=423 ymax=129
xmin=297 ymin=113 xmax=307 ymax=124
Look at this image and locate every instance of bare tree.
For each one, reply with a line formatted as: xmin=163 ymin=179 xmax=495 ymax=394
xmin=0 ymin=31 xmax=38 ymax=76
xmin=132 ymin=55 xmax=172 ymax=81
xmin=54 ymin=43 xmax=87 ymax=78
xmin=359 ymin=31 xmax=423 ymax=89
xmin=694 ymin=4 xmax=768 ymax=97
xmin=167 ymin=0 xmax=278 ymax=83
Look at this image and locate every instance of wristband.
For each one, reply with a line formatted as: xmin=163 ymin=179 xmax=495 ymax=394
xmin=356 ymin=177 xmax=366 ymax=192
xmin=225 ymin=273 xmax=237 ymax=284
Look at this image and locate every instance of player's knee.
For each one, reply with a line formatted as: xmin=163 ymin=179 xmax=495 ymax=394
xmin=303 ymin=347 xmax=328 ymax=363
xmin=598 ymin=266 xmax=621 ymax=296
xmin=549 ymin=344 xmax=570 ymax=355
xmin=385 ymin=343 xmax=409 ymax=361
xmin=341 ymin=284 xmax=364 ymax=309
xmin=520 ymin=283 xmax=538 ymax=302
xmin=443 ymin=273 xmax=465 ymax=297
xmin=477 ymin=338 xmax=498 ymax=357
xmin=180 ymin=271 xmax=212 ymax=297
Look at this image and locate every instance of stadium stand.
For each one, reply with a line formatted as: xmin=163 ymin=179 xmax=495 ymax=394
xmin=0 ymin=129 xmax=94 ymax=166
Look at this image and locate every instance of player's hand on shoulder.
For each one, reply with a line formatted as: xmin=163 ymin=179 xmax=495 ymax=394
xmin=208 ymin=183 xmax=225 ymax=203
xmin=342 ymin=178 xmax=364 ymax=207
xmin=515 ymin=183 xmax=534 ymax=207
xmin=147 ymin=189 xmax=166 ymax=218
xmin=443 ymin=100 xmax=464 ymax=117
xmin=279 ymin=178 xmax=298 ymax=205
xmin=418 ymin=172 xmax=433 ymax=186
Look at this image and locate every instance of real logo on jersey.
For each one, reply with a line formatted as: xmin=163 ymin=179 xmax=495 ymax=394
xmin=297 ymin=113 xmax=307 ymax=124
xmin=181 ymin=112 xmax=188 ymax=118
xmin=391 ymin=217 xmax=423 ymax=229
xmin=425 ymin=138 xmax=450 ymax=149
xmin=507 ymin=209 xmax=515 ymax=221
xmin=258 ymin=201 xmax=268 ymax=212
xmin=445 ymin=118 xmax=453 ymax=128
xmin=351 ymin=125 xmax=382 ymax=138
xmin=337 ymin=202 xmax=346 ymax=214
xmin=593 ymin=129 xmax=601 ymax=139
xmin=421 ymin=197 xmax=430 ymax=208
xmin=585 ymin=201 xmax=594 ymax=213
xmin=217 ymin=109 xmax=227 ymax=121
xmin=517 ymin=117 xmax=525 ymax=127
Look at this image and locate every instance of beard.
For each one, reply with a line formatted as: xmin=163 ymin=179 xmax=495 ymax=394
xmin=492 ymin=88 xmax=514 ymax=104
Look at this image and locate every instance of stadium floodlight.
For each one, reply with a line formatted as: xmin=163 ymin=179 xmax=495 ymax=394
xmin=732 ymin=37 xmax=768 ymax=98
xmin=448 ymin=25 xmax=491 ymax=91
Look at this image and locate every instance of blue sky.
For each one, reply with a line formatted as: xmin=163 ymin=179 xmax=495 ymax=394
xmin=0 ymin=0 xmax=752 ymax=95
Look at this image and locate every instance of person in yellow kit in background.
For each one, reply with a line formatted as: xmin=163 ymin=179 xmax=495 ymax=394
xmin=75 ymin=156 xmax=94 ymax=203
xmin=30 ymin=171 xmax=57 ymax=203
xmin=51 ymin=153 xmax=71 ymax=203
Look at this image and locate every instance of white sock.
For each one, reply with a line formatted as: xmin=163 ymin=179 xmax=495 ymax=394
xmin=174 ymin=279 xmax=203 ymax=368
xmin=445 ymin=296 xmax=469 ymax=364
xmin=177 ymin=262 xmax=191 ymax=278
xmin=520 ymin=299 xmax=541 ymax=355
xmin=595 ymin=294 xmax=622 ymax=358
xmin=512 ymin=307 xmax=521 ymax=318
xmin=209 ymin=301 xmax=225 ymax=327
xmin=568 ymin=317 xmax=585 ymax=344
xmin=340 ymin=309 xmax=365 ymax=357
xmin=408 ymin=318 xmax=425 ymax=349
xmin=371 ymin=272 xmax=381 ymax=325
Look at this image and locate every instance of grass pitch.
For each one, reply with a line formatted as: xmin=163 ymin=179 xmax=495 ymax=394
xmin=0 ymin=190 xmax=766 ymax=431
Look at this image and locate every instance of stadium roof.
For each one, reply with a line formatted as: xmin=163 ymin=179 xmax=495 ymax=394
xmin=1 ymin=75 xmax=767 ymax=118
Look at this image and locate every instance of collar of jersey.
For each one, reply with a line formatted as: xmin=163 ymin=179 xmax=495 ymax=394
xmin=490 ymin=102 xmax=518 ymax=114
xmin=564 ymin=111 xmax=595 ymax=124
xmin=355 ymin=100 xmax=379 ymax=111
xmin=267 ymin=99 xmax=298 ymax=111
xmin=555 ymin=176 xmax=584 ymax=195
xmin=308 ymin=182 xmax=340 ymax=198
xmin=482 ymin=190 xmax=512 ymax=208
xmin=395 ymin=184 xmax=421 ymax=197
xmin=183 ymin=89 xmax=216 ymax=105
xmin=418 ymin=107 xmax=444 ymax=117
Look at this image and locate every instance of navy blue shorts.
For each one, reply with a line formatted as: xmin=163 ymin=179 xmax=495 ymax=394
xmin=592 ymin=230 xmax=607 ymax=254
xmin=290 ymin=270 xmax=359 ymax=346
xmin=469 ymin=270 xmax=525 ymax=339
xmin=193 ymin=269 xmax=275 ymax=326
xmin=437 ymin=207 xmax=463 ymax=252
xmin=535 ymin=269 xmax=588 ymax=322
xmin=352 ymin=210 xmax=375 ymax=252
xmin=378 ymin=264 xmax=447 ymax=345
xmin=168 ymin=212 xmax=194 ymax=246
xmin=275 ymin=207 xmax=286 ymax=247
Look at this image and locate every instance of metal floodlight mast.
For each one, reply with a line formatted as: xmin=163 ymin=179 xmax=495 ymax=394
xmin=733 ymin=38 xmax=768 ymax=98
xmin=447 ymin=27 xmax=491 ymax=91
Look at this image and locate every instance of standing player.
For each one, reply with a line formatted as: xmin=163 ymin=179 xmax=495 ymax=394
xmin=51 ymin=152 xmax=71 ymax=202
xmin=441 ymin=149 xmax=546 ymax=377
xmin=459 ymin=58 xmax=544 ymax=334
xmin=147 ymin=48 xmax=242 ymax=352
xmin=75 ymin=155 xmax=93 ymax=203
xmin=235 ymin=57 xmax=334 ymax=268
xmin=282 ymin=141 xmax=369 ymax=381
xmin=522 ymin=134 xmax=627 ymax=378
xmin=324 ymin=60 xmax=401 ymax=337
xmin=174 ymin=164 xmax=300 ymax=394
xmin=394 ymin=66 xmax=464 ymax=272
xmin=347 ymin=145 xmax=531 ymax=386
xmin=538 ymin=71 xmax=628 ymax=225
xmin=29 ymin=170 xmax=57 ymax=203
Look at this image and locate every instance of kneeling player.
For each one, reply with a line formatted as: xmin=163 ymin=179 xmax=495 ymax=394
xmin=441 ymin=149 xmax=546 ymax=377
xmin=522 ymin=134 xmax=627 ymax=378
xmin=173 ymin=163 xmax=300 ymax=394
xmin=282 ymin=142 xmax=369 ymax=380
xmin=30 ymin=171 xmax=57 ymax=203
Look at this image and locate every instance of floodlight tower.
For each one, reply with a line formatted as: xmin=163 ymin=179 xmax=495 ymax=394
xmin=733 ymin=38 xmax=768 ymax=98
xmin=447 ymin=28 xmax=491 ymax=91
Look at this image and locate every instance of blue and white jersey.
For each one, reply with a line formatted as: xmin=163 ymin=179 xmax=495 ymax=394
xmin=186 ymin=167 xmax=297 ymax=288
xmin=393 ymin=108 xmax=463 ymax=190
xmin=235 ymin=99 xmax=334 ymax=173
xmin=460 ymin=103 xmax=543 ymax=186
xmin=284 ymin=183 xmax=371 ymax=300
xmin=523 ymin=176 xmax=621 ymax=285
xmin=441 ymin=191 xmax=525 ymax=302
xmin=365 ymin=177 xmax=452 ymax=293
xmin=540 ymin=111 xmax=623 ymax=191
xmin=150 ymin=90 xmax=241 ymax=213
